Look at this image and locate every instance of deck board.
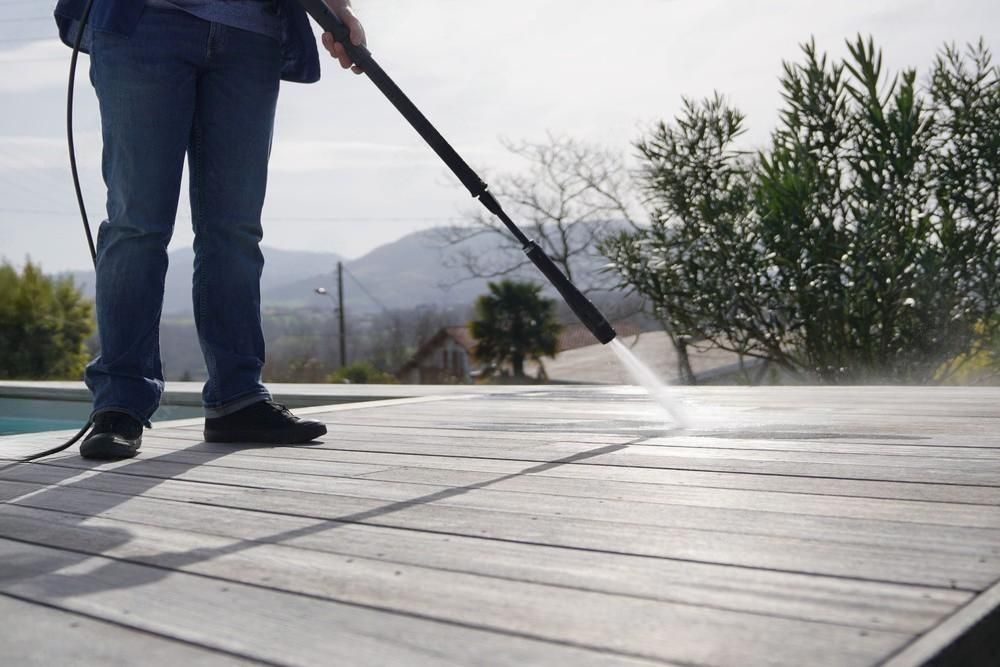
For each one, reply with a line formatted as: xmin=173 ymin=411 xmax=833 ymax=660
xmin=5 ymin=468 xmax=999 ymax=578
xmin=0 ymin=504 xmax=965 ymax=634
xmin=0 ymin=594 xmax=258 ymax=666
xmin=2 ymin=385 xmax=1000 ymax=665
xmin=42 ymin=441 xmax=998 ymax=505
xmin=0 ymin=538 xmax=659 ymax=666
xmin=7 ymin=452 xmax=999 ymax=528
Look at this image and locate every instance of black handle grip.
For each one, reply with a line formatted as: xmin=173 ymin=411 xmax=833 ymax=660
xmin=296 ymin=0 xmax=371 ymax=64
xmin=296 ymin=0 xmax=492 ymax=201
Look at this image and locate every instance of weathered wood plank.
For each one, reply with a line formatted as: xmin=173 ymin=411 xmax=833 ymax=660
xmin=0 ymin=538 xmax=662 ymax=667
xmin=6 ymin=464 xmax=998 ymax=557
xmin=0 ymin=593 xmax=257 ymax=666
xmin=0 ymin=527 xmax=907 ymax=667
xmin=345 ymin=466 xmax=1000 ymax=528
xmin=348 ymin=445 xmax=1000 ymax=487
xmin=4 ymin=477 xmax=997 ymax=589
xmin=13 ymin=451 xmax=1000 ymax=528
xmin=6 ymin=459 xmax=1000 ymax=570
xmin=160 ymin=413 xmax=1000 ymax=454
xmin=104 ymin=432 xmax=1000 ymax=489
xmin=882 ymin=578 xmax=1000 ymax=667
xmin=121 ymin=415 xmax=1000 ymax=486
xmin=56 ymin=439 xmax=1000 ymax=506
xmin=0 ymin=503 xmax=969 ymax=635
xmin=137 ymin=423 xmax=1000 ymax=459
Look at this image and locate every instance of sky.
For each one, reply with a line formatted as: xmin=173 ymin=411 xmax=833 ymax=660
xmin=0 ymin=0 xmax=997 ymax=272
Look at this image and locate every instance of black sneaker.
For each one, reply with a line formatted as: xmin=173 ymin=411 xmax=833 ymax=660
xmin=204 ymin=400 xmax=327 ymax=444
xmin=80 ymin=411 xmax=143 ymax=460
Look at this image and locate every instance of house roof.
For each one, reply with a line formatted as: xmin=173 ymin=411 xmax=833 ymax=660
xmin=396 ymin=326 xmax=478 ymax=376
xmin=443 ymin=325 xmax=477 ymax=352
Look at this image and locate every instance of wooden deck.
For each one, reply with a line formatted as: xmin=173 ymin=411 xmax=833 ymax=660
xmin=1 ymin=385 xmax=999 ymax=666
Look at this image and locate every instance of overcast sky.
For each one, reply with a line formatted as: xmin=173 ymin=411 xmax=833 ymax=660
xmin=1 ymin=0 xmax=997 ymax=272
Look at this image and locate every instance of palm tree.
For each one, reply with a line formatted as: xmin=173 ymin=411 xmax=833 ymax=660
xmin=470 ymin=280 xmax=561 ymax=379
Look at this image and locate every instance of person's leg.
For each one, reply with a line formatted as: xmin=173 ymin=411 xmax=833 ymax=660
xmin=84 ymin=8 xmax=205 ymax=427
xmin=188 ymin=23 xmax=281 ymax=416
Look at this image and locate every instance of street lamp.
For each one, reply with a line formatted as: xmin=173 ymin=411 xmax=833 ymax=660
xmin=313 ymin=262 xmax=347 ymax=368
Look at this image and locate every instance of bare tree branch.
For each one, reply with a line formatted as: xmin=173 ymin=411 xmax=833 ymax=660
xmin=435 ymin=134 xmax=647 ymax=295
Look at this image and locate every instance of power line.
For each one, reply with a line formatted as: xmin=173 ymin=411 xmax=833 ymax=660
xmin=0 ymin=17 xmax=53 ymax=23
xmin=342 ymin=264 xmax=392 ymax=314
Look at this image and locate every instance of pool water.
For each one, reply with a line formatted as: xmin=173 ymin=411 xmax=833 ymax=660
xmin=0 ymin=416 xmax=87 ymax=435
xmin=0 ymin=397 xmax=206 ymax=436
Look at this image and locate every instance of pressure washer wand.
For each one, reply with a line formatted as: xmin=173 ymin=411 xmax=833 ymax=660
xmin=297 ymin=0 xmax=617 ymax=345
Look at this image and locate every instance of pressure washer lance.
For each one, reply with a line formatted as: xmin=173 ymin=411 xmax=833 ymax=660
xmin=298 ymin=0 xmax=617 ymax=346
xmin=15 ymin=0 xmax=617 ymax=464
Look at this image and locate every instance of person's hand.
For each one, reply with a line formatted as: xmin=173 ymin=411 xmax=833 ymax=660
xmin=320 ymin=2 xmax=366 ymax=75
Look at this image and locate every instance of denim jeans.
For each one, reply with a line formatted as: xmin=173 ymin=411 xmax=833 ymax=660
xmin=84 ymin=6 xmax=282 ymax=425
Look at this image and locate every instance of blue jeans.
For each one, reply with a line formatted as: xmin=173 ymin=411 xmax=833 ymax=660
xmin=85 ymin=7 xmax=282 ymax=425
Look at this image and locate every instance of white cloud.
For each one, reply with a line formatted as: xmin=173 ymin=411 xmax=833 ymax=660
xmin=0 ymin=39 xmax=72 ymax=93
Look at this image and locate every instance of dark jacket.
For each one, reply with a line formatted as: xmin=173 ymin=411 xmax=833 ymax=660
xmin=53 ymin=0 xmax=321 ymax=83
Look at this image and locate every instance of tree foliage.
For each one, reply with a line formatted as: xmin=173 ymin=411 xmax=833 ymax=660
xmin=602 ymin=37 xmax=1000 ymax=383
xmin=470 ymin=280 xmax=562 ymax=379
xmin=0 ymin=259 xmax=95 ymax=379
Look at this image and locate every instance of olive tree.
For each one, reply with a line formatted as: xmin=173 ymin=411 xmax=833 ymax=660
xmin=602 ymin=37 xmax=999 ymax=383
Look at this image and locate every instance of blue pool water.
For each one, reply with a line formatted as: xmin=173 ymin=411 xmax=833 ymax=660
xmin=0 ymin=397 xmax=205 ymax=436
xmin=0 ymin=416 xmax=87 ymax=435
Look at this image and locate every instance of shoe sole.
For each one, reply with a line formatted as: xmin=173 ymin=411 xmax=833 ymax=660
xmin=80 ymin=433 xmax=141 ymax=460
xmin=203 ymin=422 xmax=327 ymax=445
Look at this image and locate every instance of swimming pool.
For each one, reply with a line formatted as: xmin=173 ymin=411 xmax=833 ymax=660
xmin=0 ymin=397 xmax=205 ymax=436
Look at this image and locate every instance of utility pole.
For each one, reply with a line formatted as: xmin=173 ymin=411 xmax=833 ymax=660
xmin=337 ymin=261 xmax=347 ymax=368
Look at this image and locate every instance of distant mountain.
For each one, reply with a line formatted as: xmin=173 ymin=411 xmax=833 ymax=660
xmin=264 ymin=227 xmax=520 ymax=313
xmin=66 ymin=246 xmax=343 ymax=317
xmin=267 ymin=224 xmax=625 ymax=314
xmin=61 ymin=223 xmax=631 ymax=381
xmin=64 ymin=222 xmax=624 ymax=317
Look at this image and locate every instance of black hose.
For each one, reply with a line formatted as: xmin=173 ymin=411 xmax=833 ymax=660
xmin=14 ymin=0 xmax=99 ymax=464
xmin=69 ymin=0 xmax=98 ymax=267
xmin=18 ymin=420 xmax=93 ymax=463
